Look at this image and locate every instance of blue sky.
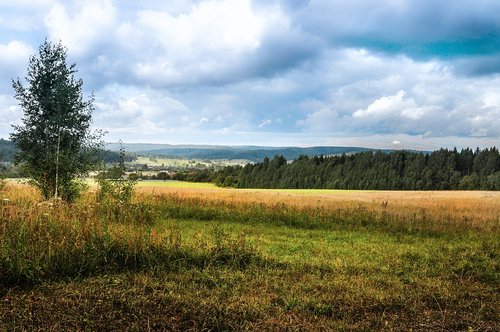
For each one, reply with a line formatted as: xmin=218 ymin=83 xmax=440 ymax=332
xmin=0 ymin=0 xmax=499 ymax=150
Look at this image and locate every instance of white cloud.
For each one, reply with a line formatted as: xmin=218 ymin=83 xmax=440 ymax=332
xmin=301 ymin=107 xmax=339 ymax=132
xmin=353 ymin=90 xmax=410 ymax=119
xmin=136 ymin=1 xmax=264 ymax=53
xmin=0 ymin=1 xmax=499 ymax=148
xmin=0 ymin=41 xmax=33 ymax=68
xmin=44 ymin=0 xmax=116 ymax=55
xmin=0 ymin=94 xmax=22 ymax=139
xmin=94 ymin=85 xmax=191 ymax=140
xmin=0 ymin=41 xmax=34 ymax=90
xmin=258 ymin=119 xmax=272 ymax=128
xmin=114 ymin=0 xmax=290 ymax=86
xmin=294 ymin=48 xmax=500 ymax=142
xmin=353 ymin=90 xmax=439 ymax=125
xmin=0 ymin=0 xmax=55 ymax=8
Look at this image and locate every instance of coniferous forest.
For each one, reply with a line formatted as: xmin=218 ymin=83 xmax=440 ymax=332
xmin=213 ymin=148 xmax=500 ymax=190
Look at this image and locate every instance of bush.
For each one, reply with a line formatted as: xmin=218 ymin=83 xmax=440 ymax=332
xmin=59 ymin=179 xmax=88 ymax=203
xmin=486 ymin=171 xmax=500 ymax=190
xmin=96 ymin=142 xmax=137 ymax=204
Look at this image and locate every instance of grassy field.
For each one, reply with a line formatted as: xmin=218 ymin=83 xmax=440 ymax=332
xmin=136 ymin=180 xmax=218 ymax=189
xmin=129 ymin=156 xmax=248 ymax=169
xmin=0 ymin=181 xmax=499 ymax=330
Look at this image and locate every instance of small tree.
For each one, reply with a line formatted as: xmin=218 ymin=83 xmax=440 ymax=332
xmin=10 ymin=40 xmax=102 ymax=202
xmin=96 ymin=142 xmax=137 ymax=204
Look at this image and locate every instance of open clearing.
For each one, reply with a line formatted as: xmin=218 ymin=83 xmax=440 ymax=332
xmin=128 ymin=156 xmax=247 ymax=169
xmin=1 ymin=181 xmax=499 ymax=330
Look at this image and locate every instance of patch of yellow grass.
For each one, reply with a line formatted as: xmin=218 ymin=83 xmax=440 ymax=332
xmin=135 ymin=184 xmax=500 ymax=229
xmin=2 ymin=180 xmax=499 ymax=231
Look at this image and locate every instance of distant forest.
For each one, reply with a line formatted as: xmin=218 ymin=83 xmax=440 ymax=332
xmin=3 ymin=138 xmax=499 ymax=190
xmin=212 ymin=148 xmax=500 ymax=190
xmin=106 ymin=143 xmax=385 ymax=163
xmin=0 ymin=139 xmax=135 ymax=164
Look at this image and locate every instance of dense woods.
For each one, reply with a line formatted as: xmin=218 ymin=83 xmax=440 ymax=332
xmin=213 ymin=148 xmax=500 ymax=190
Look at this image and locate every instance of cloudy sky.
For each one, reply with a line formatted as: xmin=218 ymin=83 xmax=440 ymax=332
xmin=1 ymin=0 xmax=499 ymax=150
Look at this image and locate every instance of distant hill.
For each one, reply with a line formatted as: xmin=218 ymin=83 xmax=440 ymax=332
xmin=2 ymin=140 xmax=425 ymax=164
xmin=105 ymin=143 xmax=393 ymax=162
xmin=0 ymin=139 xmax=135 ymax=163
xmin=0 ymin=139 xmax=17 ymax=162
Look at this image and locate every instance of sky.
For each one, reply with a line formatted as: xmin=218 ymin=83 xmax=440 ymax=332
xmin=0 ymin=0 xmax=499 ymax=150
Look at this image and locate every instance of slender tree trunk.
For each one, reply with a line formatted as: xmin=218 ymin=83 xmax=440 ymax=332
xmin=55 ymin=127 xmax=61 ymax=200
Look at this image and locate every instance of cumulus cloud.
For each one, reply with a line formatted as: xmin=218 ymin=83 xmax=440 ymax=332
xmin=93 ymin=85 xmax=190 ymax=137
xmin=0 ymin=40 xmax=33 ymax=68
xmin=352 ymin=90 xmax=440 ymax=132
xmin=296 ymin=48 xmax=500 ymax=141
xmin=0 ymin=0 xmax=499 ymax=149
xmin=44 ymin=0 xmax=116 ymax=56
xmin=0 ymin=41 xmax=34 ymax=90
xmin=112 ymin=0 xmax=313 ymax=87
xmin=0 ymin=94 xmax=22 ymax=137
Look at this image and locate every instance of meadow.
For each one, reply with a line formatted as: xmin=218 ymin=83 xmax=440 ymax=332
xmin=0 ymin=181 xmax=499 ymax=331
xmin=130 ymin=156 xmax=247 ymax=169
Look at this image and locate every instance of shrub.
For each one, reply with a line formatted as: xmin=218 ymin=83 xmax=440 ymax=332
xmin=96 ymin=142 xmax=137 ymax=204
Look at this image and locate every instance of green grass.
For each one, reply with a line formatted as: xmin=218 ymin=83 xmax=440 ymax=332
xmin=136 ymin=180 xmax=218 ymax=189
xmin=0 ymin=186 xmax=498 ymax=330
xmin=236 ymin=188 xmax=368 ymax=195
xmin=137 ymin=179 xmax=365 ymax=194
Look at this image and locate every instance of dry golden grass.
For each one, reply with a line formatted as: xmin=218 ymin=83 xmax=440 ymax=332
xmin=1 ymin=181 xmax=499 ymax=330
xmin=136 ymin=185 xmax=500 ymax=231
xmin=3 ymin=180 xmax=499 ymax=231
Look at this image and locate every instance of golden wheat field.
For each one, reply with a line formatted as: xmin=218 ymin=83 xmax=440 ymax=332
xmin=135 ymin=181 xmax=500 ymax=229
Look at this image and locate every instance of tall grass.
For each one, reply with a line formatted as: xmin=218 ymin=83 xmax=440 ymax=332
xmin=0 ymin=183 xmax=498 ymax=330
xmin=1 ymin=183 xmax=498 ymax=287
xmin=145 ymin=192 xmax=499 ymax=235
xmin=0 ymin=184 xmax=261 ymax=287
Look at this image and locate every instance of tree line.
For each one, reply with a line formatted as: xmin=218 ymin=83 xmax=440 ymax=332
xmin=211 ymin=148 xmax=500 ymax=190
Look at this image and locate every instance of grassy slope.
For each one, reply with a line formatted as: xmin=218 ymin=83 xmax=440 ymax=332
xmin=0 ymin=183 xmax=499 ymax=331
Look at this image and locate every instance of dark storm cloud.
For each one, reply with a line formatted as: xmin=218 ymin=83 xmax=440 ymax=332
xmin=453 ymin=55 xmax=500 ymax=76
xmin=291 ymin=0 xmax=500 ymax=61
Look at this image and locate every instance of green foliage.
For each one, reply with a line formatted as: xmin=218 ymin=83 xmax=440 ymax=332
xmin=127 ymin=172 xmax=141 ymax=181
xmin=60 ymin=179 xmax=89 ymax=203
xmin=96 ymin=143 xmax=137 ymax=204
xmin=102 ymin=149 xmax=137 ymax=163
xmin=172 ymin=169 xmax=212 ymax=182
xmin=156 ymin=171 xmax=170 ymax=181
xmin=10 ymin=40 xmax=102 ymax=202
xmin=459 ymin=173 xmax=479 ymax=190
xmin=213 ymin=148 xmax=500 ymax=191
xmin=486 ymin=171 xmax=500 ymax=190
